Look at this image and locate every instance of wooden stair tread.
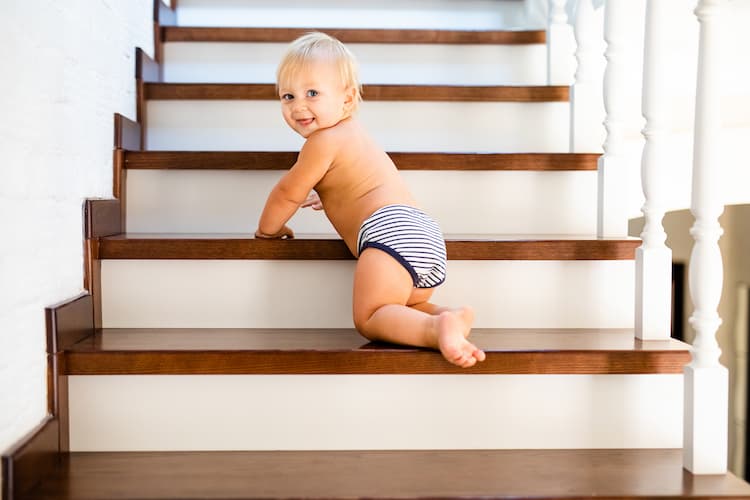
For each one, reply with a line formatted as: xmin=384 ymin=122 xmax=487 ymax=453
xmin=163 ymin=26 xmax=547 ymax=45
xmin=24 ymin=449 xmax=750 ymax=499
xmin=145 ymin=83 xmax=569 ymax=102
xmin=95 ymin=234 xmax=641 ymax=260
xmin=124 ymin=151 xmax=600 ymax=171
xmin=62 ymin=328 xmax=689 ymax=375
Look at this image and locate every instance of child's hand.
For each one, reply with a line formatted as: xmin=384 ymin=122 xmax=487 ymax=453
xmin=254 ymin=225 xmax=295 ymax=239
xmin=300 ymin=191 xmax=324 ymax=210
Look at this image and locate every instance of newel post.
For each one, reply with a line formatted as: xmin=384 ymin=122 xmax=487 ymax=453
xmin=683 ymin=0 xmax=728 ymax=475
xmin=634 ymin=0 xmax=672 ymax=340
xmin=570 ymin=0 xmax=606 ymax=152
xmin=547 ymin=0 xmax=576 ymax=85
xmin=597 ymin=0 xmax=645 ymax=237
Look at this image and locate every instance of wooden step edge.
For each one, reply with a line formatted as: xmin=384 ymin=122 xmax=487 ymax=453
xmin=1 ymin=416 xmax=61 ymax=500
xmin=144 ymin=83 xmax=570 ymax=102
xmin=95 ymin=236 xmax=641 ymax=261
xmin=124 ymin=151 xmax=600 ymax=171
xmin=163 ymin=26 xmax=547 ymax=45
xmin=23 ymin=449 xmax=750 ymax=500
xmin=62 ymin=349 xmax=690 ymax=375
xmin=63 ymin=328 xmax=689 ymax=375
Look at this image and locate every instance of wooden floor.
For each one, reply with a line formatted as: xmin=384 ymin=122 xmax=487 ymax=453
xmin=21 ymin=449 xmax=750 ymax=499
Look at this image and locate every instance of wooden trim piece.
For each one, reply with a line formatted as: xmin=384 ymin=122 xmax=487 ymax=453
xmin=163 ymin=27 xmax=547 ymax=45
xmin=45 ymin=294 xmax=94 ymax=353
xmin=124 ymin=151 xmax=600 ymax=171
xmin=64 ymin=349 xmax=690 ymax=375
xmin=388 ymin=152 xmax=599 ymax=171
xmin=85 ymin=200 xmax=121 ymax=239
xmin=84 ymin=199 xmax=118 ymax=328
xmin=84 ymin=239 xmax=103 ymax=329
xmin=135 ymin=47 xmax=160 ymax=84
xmin=97 ymin=235 xmax=641 ymax=261
xmin=447 ymin=239 xmax=640 ymax=260
xmin=153 ymin=0 xmax=176 ymax=66
xmin=136 ymin=80 xmax=147 ymax=149
xmin=113 ymin=113 xmax=141 ymax=151
xmin=113 ymin=148 xmax=128 ymax=230
xmin=55 ymin=357 xmax=70 ymax=453
xmin=135 ymin=48 xmax=158 ymax=148
xmin=45 ymin=293 xmax=93 ymax=454
xmin=154 ymin=0 xmax=176 ymax=26
xmin=145 ymin=83 xmax=570 ymax=102
xmin=62 ymin=328 xmax=690 ymax=375
xmin=1 ymin=417 xmax=60 ymax=500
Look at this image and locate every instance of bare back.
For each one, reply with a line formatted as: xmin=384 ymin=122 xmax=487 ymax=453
xmin=310 ymin=118 xmax=416 ymax=255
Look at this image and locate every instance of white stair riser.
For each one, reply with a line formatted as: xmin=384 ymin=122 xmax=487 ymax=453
xmin=176 ymin=0 xmax=529 ymax=30
xmin=101 ymin=260 xmax=635 ymax=328
xmin=146 ymin=101 xmax=570 ymax=152
xmin=68 ymin=374 xmax=682 ymax=451
xmin=126 ymin=170 xmax=597 ymax=234
xmin=163 ymin=43 xmax=546 ymax=85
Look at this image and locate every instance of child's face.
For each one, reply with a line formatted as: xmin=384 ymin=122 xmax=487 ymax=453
xmin=278 ymin=61 xmax=355 ymax=138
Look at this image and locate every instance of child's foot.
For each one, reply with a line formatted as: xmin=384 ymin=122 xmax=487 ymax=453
xmin=436 ymin=307 xmax=485 ymax=368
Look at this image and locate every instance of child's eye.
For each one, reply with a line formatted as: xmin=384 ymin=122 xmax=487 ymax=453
xmin=281 ymin=93 xmax=294 ymax=101
xmin=306 ymin=90 xmax=319 ymax=97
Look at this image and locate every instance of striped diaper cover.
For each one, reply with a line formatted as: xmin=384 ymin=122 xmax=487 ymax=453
xmin=356 ymin=204 xmax=447 ymax=288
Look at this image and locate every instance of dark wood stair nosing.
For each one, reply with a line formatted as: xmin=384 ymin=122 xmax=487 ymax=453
xmin=94 ymin=236 xmax=642 ymax=261
xmin=124 ymin=151 xmax=601 ymax=171
xmin=162 ymin=26 xmax=548 ymax=45
xmin=144 ymin=83 xmax=570 ymax=102
xmin=62 ymin=349 xmax=690 ymax=375
xmin=62 ymin=329 xmax=689 ymax=376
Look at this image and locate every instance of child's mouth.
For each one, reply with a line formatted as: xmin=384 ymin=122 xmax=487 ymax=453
xmin=297 ymin=118 xmax=314 ymax=126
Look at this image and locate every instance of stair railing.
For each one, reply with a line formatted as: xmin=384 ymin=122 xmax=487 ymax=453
xmin=635 ymin=0 xmax=673 ymax=341
xmin=569 ymin=0 xmax=606 ymax=152
xmin=597 ymin=0 xmax=644 ymax=238
xmin=562 ymin=0 xmax=731 ymax=473
xmin=547 ymin=0 xmax=576 ymax=85
xmin=683 ymin=0 xmax=728 ymax=475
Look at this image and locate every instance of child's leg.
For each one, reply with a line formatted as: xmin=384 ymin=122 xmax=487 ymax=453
xmin=353 ymin=248 xmax=485 ymax=368
xmin=407 ymin=289 xmax=465 ymax=316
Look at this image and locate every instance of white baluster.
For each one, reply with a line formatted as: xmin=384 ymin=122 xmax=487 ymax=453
xmin=634 ymin=0 xmax=672 ymax=341
xmin=547 ymin=0 xmax=575 ymax=85
xmin=684 ymin=0 xmax=728 ymax=475
xmin=730 ymin=285 xmax=748 ymax=475
xmin=597 ymin=0 xmax=645 ymax=237
xmin=570 ymin=0 xmax=606 ymax=152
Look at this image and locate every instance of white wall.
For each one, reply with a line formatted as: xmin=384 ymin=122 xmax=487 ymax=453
xmin=0 ymin=0 xmax=153 ymax=460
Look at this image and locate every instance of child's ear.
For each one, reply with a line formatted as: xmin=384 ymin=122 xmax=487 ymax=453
xmin=343 ymin=86 xmax=356 ymax=111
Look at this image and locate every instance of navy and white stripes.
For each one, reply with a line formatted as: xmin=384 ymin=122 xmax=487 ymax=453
xmin=357 ymin=205 xmax=447 ymax=288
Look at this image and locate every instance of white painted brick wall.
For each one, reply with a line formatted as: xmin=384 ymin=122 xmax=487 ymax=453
xmin=0 ymin=0 xmax=153 ymax=461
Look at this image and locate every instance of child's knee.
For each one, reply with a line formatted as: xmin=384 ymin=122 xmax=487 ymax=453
xmin=352 ymin=306 xmax=373 ymax=336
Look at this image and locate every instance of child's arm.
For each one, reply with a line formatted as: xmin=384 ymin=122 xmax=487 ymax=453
xmin=255 ymin=133 xmax=335 ymax=238
xmin=300 ymin=191 xmax=323 ymax=210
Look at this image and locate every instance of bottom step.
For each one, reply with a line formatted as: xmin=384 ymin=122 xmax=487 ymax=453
xmin=22 ymin=449 xmax=750 ymax=499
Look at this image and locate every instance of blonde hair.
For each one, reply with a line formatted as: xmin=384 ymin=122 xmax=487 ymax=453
xmin=276 ymin=32 xmax=363 ymax=113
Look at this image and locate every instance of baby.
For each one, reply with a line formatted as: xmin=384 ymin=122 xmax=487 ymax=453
xmin=255 ymin=32 xmax=485 ymax=368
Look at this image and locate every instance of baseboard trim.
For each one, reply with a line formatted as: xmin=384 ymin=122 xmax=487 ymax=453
xmin=1 ymin=417 xmax=59 ymax=500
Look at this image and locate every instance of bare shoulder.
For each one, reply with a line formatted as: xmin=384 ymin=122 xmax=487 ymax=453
xmin=307 ymin=118 xmax=364 ymax=145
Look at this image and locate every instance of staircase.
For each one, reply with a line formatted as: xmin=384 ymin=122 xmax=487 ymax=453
xmin=4 ymin=0 xmax=750 ymax=498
